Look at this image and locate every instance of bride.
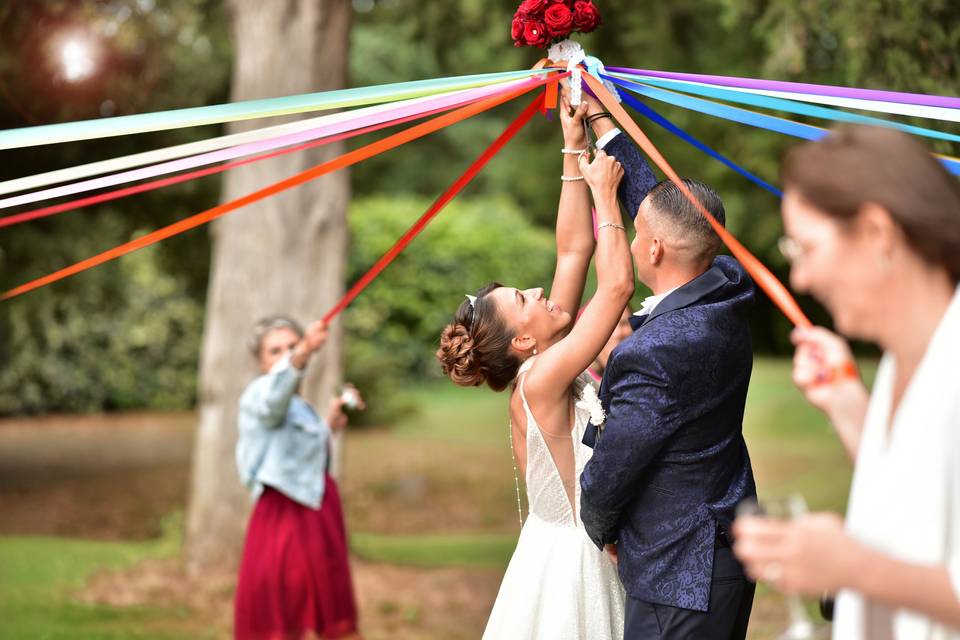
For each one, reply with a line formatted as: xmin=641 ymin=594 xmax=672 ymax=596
xmin=436 ymin=90 xmax=633 ymax=639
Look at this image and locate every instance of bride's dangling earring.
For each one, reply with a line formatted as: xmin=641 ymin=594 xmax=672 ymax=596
xmin=533 ymin=346 xmax=538 ymax=356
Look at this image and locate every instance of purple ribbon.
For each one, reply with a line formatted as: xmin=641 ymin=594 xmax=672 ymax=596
xmin=607 ymin=67 xmax=960 ymax=110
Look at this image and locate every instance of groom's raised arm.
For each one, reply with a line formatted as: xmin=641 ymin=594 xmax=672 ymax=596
xmin=595 ymin=126 xmax=658 ymax=219
xmin=579 ymin=345 xmax=681 ymax=550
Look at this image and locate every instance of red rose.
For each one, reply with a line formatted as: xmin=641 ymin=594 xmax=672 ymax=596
xmin=511 ymin=15 xmax=525 ymax=42
xmin=544 ymin=2 xmax=574 ymax=37
xmin=517 ymin=0 xmax=547 ymax=16
xmin=572 ymin=1 xmax=601 ymax=32
xmin=522 ymin=19 xmax=551 ymax=48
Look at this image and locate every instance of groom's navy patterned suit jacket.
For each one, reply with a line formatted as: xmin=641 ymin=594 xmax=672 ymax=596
xmin=580 ymin=132 xmax=757 ymax=613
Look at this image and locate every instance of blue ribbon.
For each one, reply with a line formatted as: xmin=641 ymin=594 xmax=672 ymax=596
xmin=608 ymin=72 xmax=960 ymax=145
xmin=606 ymin=75 xmax=960 ymax=176
xmin=618 ymin=91 xmax=782 ymax=198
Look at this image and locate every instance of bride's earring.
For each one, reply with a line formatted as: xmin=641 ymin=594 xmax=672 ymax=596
xmin=533 ymin=346 xmax=538 ymax=355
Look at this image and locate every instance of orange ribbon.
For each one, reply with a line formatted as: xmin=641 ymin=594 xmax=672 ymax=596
xmin=581 ymin=72 xmax=811 ymax=328
xmin=322 ymin=93 xmax=545 ymax=322
xmin=2 ymin=72 xmax=566 ymax=301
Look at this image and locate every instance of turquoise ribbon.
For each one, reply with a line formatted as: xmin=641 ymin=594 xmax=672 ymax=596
xmin=608 ymin=72 xmax=960 ymax=145
xmin=607 ymin=75 xmax=960 ymax=176
xmin=0 ymin=70 xmax=544 ymax=150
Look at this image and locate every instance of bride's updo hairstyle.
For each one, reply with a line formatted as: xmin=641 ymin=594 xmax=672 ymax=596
xmin=437 ymin=282 xmax=522 ymax=392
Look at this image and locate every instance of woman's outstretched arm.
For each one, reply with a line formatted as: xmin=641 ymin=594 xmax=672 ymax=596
xmin=528 ymin=150 xmax=634 ymax=397
xmin=547 ymin=92 xmax=595 ymax=321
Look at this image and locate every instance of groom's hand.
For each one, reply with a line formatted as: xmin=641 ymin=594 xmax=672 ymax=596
xmin=604 ymin=543 xmax=619 ymax=565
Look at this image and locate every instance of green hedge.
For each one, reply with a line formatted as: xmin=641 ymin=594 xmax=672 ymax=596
xmin=0 ymin=196 xmax=555 ymax=416
xmin=0 ymin=228 xmax=202 ymax=415
xmin=344 ymin=195 xmax=555 ymax=423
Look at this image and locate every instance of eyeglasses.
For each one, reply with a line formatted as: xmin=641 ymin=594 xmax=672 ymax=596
xmin=777 ymin=236 xmax=806 ymax=264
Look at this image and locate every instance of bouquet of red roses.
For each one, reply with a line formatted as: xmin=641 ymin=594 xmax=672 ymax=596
xmin=511 ymin=0 xmax=602 ymax=49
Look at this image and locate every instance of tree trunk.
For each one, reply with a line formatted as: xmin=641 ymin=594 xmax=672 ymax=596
xmin=185 ymin=0 xmax=351 ymax=572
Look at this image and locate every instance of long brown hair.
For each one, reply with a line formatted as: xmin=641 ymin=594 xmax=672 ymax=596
xmin=783 ymin=125 xmax=960 ymax=284
xmin=436 ymin=283 xmax=522 ymax=392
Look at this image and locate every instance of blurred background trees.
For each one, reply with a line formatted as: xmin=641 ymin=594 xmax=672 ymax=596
xmin=1 ymin=0 xmax=958 ymax=416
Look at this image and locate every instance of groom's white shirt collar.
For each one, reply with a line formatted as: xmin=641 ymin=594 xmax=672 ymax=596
xmin=634 ymin=285 xmax=681 ymax=318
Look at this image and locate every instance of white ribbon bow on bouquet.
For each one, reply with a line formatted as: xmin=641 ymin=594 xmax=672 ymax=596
xmin=546 ymin=39 xmax=621 ymax=107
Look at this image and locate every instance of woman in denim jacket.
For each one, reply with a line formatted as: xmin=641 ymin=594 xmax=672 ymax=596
xmin=234 ymin=315 xmax=363 ymax=640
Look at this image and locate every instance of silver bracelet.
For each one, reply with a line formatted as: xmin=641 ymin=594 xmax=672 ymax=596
xmin=561 ymin=175 xmax=585 ymax=182
xmin=597 ymin=222 xmax=626 ymax=231
xmin=561 ymin=147 xmax=588 ymax=155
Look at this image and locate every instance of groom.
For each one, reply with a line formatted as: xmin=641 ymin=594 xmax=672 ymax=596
xmin=579 ymin=107 xmax=757 ymax=638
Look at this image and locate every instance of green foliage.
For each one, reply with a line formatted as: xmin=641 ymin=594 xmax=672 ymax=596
xmin=0 ymin=0 xmax=229 ymax=414
xmin=343 ymin=195 xmax=555 ymax=422
xmin=0 ymin=226 xmax=203 ymax=414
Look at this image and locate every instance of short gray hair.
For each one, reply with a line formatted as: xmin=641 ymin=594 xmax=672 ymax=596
xmin=248 ymin=315 xmax=304 ymax=357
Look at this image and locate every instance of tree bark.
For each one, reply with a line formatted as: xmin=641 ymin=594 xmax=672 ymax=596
xmin=185 ymin=0 xmax=351 ymax=571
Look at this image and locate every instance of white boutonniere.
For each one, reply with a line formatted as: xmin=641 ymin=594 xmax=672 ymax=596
xmin=576 ymin=383 xmax=606 ymax=430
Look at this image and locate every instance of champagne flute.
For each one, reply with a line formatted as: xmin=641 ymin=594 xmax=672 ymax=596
xmin=774 ymin=494 xmax=830 ymax=640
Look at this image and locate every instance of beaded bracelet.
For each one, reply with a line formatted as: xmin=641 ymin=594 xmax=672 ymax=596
xmin=597 ymin=222 xmax=625 ymax=231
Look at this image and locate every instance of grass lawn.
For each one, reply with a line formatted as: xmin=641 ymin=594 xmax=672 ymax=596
xmin=0 ymin=356 xmax=870 ymax=638
xmin=0 ymin=514 xmax=209 ymax=640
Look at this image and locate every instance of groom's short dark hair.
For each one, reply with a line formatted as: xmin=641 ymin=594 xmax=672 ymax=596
xmin=646 ymin=178 xmax=725 ymax=261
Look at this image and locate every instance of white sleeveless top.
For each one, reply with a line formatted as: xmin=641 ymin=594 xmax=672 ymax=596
xmin=481 ymin=357 xmax=624 ymax=640
xmin=517 ymin=357 xmax=594 ymax=527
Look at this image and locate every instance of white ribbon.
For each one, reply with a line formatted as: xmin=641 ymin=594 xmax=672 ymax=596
xmin=547 ymin=39 xmax=620 ymax=107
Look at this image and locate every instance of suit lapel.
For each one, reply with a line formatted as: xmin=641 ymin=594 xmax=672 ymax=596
xmin=634 ymin=262 xmax=731 ymax=332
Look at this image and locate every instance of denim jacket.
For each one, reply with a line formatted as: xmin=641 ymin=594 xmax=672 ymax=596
xmin=236 ymin=354 xmax=329 ymax=509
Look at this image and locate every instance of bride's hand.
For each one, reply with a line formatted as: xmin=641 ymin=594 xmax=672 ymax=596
xmin=579 ymin=150 xmax=623 ymax=201
xmin=559 ymin=91 xmax=589 ymax=149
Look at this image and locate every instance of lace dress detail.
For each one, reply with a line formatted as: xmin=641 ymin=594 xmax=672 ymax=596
xmin=482 ymin=358 xmax=625 ymax=640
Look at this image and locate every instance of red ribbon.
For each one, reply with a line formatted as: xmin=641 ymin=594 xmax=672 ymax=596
xmin=323 ymin=92 xmax=546 ymax=322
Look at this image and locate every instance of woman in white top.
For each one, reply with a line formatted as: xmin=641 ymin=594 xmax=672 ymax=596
xmin=733 ymin=125 xmax=960 ymax=639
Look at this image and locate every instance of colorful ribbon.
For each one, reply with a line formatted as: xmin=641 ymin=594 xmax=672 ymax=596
xmin=582 ymin=71 xmax=812 ymax=329
xmin=0 ymin=81 xmax=532 ymax=197
xmin=613 ymin=75 xmax=960 ymax=124
xmin=608 ymin=73 xmax=960 ymax=144
xmin=0 ymin=87 xmax=498 ymax=229
xmin=1 ymin=73 xmax=563 ymax=300
xmin=607 ymin=67 xmax=960 ymax=110
xmin=0 ymin=78 xmax=536 ymax=210
xmin=323 ymin=93 xmax=544 ymax=322
xmin=0 ymin=70 xmax=544 ymax=150
xmin=608 ymin=75 xmax=960 ymax=176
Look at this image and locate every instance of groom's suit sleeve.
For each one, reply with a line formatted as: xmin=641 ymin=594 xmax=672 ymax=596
xmin=579 ymin=343 xmax=682 ymax=550
xmin=598 ymin=129 xmax=658 ymax=220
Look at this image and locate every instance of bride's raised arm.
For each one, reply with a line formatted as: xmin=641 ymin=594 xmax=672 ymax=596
xmin=546 ymin=91 xmax=595 ymax=321
xmin=528 ymin=147 xmax=635 ymax=396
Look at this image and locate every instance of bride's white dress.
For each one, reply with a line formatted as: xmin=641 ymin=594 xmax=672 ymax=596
xmin=482 ymin=358 xmax=625 ymax=640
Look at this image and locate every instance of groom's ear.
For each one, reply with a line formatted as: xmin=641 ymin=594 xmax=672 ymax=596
xmin=511 ymin=334 xmax=536 ymax=355
xmin=650 ymin=237 xmax=665 ymax=266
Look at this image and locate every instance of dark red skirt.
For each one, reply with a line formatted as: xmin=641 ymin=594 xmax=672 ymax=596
xmin=234 ymin=476 xmax=359 ymax=640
